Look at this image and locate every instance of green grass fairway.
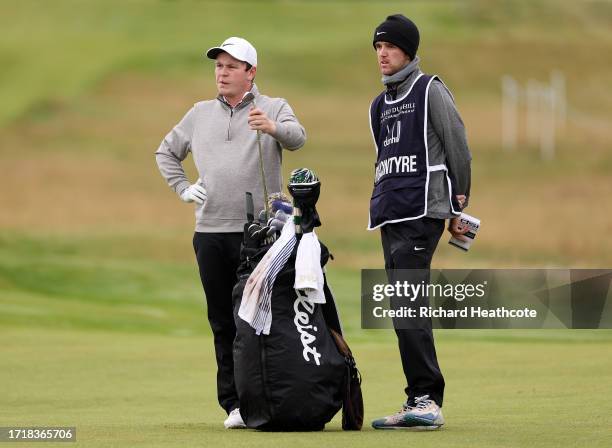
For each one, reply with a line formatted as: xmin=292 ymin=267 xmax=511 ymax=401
xmin=3 ymin=326 xmax=612 ymax=447
xmin=2 ymin=233 xmax=611 ymax=446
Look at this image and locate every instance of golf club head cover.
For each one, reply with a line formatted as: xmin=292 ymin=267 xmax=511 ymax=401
xmin=259 ymin=207 xmax=291 ymax=225
xmin=257 ymin=193 xmax=292 ymax=228
xmin=267 ymin=192 xmax=292 ymax=214
xmin=288 ymin=168 xmax=321 ymax=233
xmin=271 ymin=199 xmax=293 ymax=215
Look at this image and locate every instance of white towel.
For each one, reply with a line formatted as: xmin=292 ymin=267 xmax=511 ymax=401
xmin=239 ymin=219 xmax=296 ymax=335
xmin=294 ymin=231 xmax=325 ymax=304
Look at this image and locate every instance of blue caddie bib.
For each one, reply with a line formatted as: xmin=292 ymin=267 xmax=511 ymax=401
xmin=368 ymin=74 xmax=460 ymax=230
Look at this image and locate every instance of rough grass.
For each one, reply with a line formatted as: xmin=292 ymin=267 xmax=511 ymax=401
xmin=2 ymin=1 xmax=612 ymax=267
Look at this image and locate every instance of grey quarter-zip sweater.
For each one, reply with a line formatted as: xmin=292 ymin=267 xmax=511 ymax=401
xmin=382 ymin=56 xmax=472 ymax=218
xmin=155 ymin=84 xmax=306 ymax=232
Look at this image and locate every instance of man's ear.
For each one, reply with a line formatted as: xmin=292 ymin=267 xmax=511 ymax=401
xmin=248 ymin=66 xmax=257 ymax=81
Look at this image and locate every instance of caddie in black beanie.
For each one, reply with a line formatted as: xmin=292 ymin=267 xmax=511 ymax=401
xmin=367 ymin=14 xmax=474 ymax=430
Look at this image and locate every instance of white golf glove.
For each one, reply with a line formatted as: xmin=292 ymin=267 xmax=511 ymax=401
xmin=180 ymin=183 xmax=207 ymax=205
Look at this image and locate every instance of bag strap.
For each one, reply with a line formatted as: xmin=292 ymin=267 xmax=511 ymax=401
xmin=329 ymin=329 xmax=364 ymax=430
xmin=329 ymin=328 xmax=351 ymax=358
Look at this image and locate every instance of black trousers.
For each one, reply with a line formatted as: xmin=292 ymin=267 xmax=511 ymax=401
xmin=193 ymin=232 xmax=243 ymax=414
xmin=380 ymin=217 xmax=446 ymax=407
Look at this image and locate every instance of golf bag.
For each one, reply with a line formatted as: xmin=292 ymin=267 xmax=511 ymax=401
xmin=232 ymin=240 xmax=362 ymax=431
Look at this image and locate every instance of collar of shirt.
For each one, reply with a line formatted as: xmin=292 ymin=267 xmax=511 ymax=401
xmin=382 ymin=56 xmax=421 ymax=86
xmin=217 ymin=84 xmax=259 ymax=110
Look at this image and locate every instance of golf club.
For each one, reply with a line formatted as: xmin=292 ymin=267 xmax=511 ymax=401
xmin=242 ymin=91 xmax=270 ymax=220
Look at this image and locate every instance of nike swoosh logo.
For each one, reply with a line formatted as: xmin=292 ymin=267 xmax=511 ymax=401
xmin=376 ymin=31 xmax=386 ymax=36
xmin=222 ymin=43 xmax=234 ymax=47
xmin=414 ymin=247 xmax=426 ymax=251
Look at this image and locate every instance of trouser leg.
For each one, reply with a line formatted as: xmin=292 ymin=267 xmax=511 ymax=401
xmin=381 ymin=218 xmax=446 ymax=406
xmin=193 ymin=232 xmax=242 ymax=414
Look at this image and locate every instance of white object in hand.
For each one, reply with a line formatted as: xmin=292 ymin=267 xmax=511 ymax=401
xmin=448 ymin=213 xmax=480 ymax=252
xmin=180 ymin=182 xmax=207 ymax=204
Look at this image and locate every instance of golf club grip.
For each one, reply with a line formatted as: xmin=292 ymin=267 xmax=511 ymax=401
xmin=252 ymin=97 xmax=270 ymax=219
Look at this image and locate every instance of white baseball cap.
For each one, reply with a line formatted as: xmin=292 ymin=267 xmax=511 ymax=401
xmin=206 ymin=37 xmax=257 ymax=67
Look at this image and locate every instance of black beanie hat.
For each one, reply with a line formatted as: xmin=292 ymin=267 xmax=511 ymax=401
xmin=372 ymin=14 xmax=420 ymax=60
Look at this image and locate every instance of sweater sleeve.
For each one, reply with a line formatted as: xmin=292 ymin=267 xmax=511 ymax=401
xmin=155 ymin=106 xmax=196 ymax=197
xmin=271 ymin=100 xmax=307 ymax=151
xmin=428 ymin=81 xmax=472 ymax=207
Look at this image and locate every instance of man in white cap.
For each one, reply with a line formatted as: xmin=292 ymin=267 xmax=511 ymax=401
xmin=155 ymin=36 xmax=306 ymax=428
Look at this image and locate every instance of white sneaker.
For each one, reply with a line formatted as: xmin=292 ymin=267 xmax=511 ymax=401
xmin=403 ymin=395 xmax=445 ymax=429
xmin=224 ymin=408 xmax=246 ymax=429
xmin=372 ymin=395 xmax=444 ymax=430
